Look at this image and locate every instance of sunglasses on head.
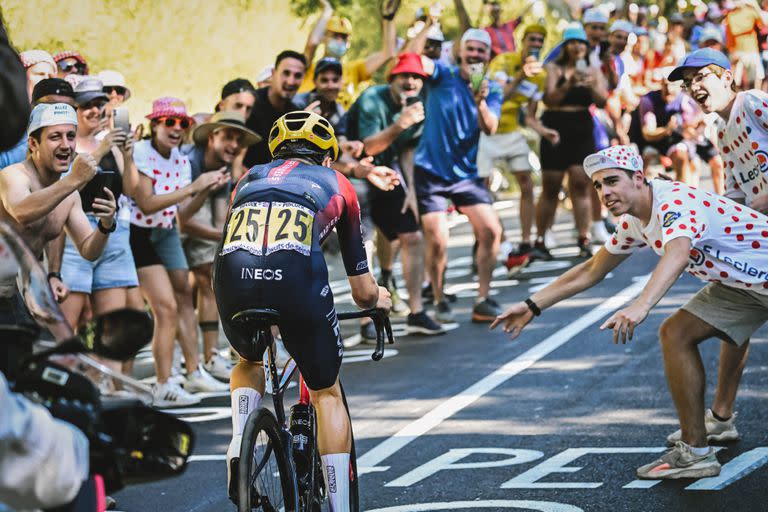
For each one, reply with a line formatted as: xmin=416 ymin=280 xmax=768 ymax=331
xmin=158 ymin=117 xmax=191 ymax=129
xmin=58 ymin=61 xmax=86 ymax=73
xmin=104 ymin=86 xmax=127 ymax=96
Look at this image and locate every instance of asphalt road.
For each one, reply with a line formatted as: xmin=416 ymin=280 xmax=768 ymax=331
xmin=115 ymin=199 xmax=768 ymax=512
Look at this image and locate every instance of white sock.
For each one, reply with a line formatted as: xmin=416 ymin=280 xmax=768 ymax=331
xmin=231 ymin=387 xmax=261 ymax=437
xmin=690 ymin=445 xmax=711 ymax=456
xmin=321 ymin=453 xmax=350 ymax=512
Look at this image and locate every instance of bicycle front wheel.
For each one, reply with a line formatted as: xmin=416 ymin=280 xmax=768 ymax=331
xmin=239 ymin=408 xmax=298 ymax=512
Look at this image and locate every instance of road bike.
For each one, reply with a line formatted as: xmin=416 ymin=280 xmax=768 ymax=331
xmin=229 ymin=307 xmax=394 ymax=512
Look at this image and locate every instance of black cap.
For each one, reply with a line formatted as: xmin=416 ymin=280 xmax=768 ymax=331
xmin=32 ymin=78 xmax=75 ymax=104
xmin=314 ymin=57 xmax=343 ymax=79
xmin=221 ymin=78 xmax=256 ymax=100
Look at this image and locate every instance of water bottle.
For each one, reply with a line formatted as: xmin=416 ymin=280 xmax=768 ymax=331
xmin=289 ymin=403 xmax=314 ymax=474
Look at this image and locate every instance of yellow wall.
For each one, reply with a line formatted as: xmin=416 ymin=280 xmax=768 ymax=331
xmin=4 ymin=0 xmax=309 ymax=121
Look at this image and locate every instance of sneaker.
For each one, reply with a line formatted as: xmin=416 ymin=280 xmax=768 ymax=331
xmin=204 ymin=353 xmax=233 ymax=381
xmin=505 ymin=243 xmax=532 ymax=271
xmin=530 ymin=241 xmax=553 ymax=262
xmin=406 ymin=311 xmax=445 ymax=335
xmin=472 ymin=297 xmax=501 ymax=323
xmin=434 ymin=301 xmax=454 ymax=323
xmin=380 ymin=275 xmax=408 ymax=316
xmin=577 ymin=237 xmax=593 ymax=258
xmin=152 ymin=381 xmax=201 ymax=408
xmin=227 ymin=435 xmax=241 ymax=503
xmin=422 ymin=284 xmax=457 ymax=303
xmin=591 ymin=220 xmax=611 ymax=244
xmin=361 ymin=321 xmax=378 ymax=343
xmin=168 ymin=365 xmax=185 ymax=386
xmin=185 ymin=367 xmax=229 ymax=392
xmin=666 ymin=409 xmax=740 ymax=446
xmin=636 ymin=441 xmax=721 ymax=479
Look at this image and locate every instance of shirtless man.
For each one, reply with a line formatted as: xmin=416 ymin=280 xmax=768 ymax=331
xmin=0 ymin=103 xmax=116 ymax=327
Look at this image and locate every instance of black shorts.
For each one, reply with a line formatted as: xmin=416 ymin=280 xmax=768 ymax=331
xmin=213 ymin=249 xmax=342 ymax=391
xmin=696 ymin=138 xmax=719 ymax=162
xmin=369 ymin=184 xmax=420 ymax=241
xmin=540 ymin=110 xmax=596 ymax=171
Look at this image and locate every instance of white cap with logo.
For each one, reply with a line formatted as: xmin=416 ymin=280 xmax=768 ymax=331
xmin=583 ymin=145 xmax=643 ymax=178
xmin=27 ymin=103 xmax=78 ymax=136
xmin=461 ymin=28 xmax=492 ymax=48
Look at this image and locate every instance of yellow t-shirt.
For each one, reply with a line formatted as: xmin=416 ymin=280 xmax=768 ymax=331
xmin=300 ymin=58 xmax=372 ymax=110
xmin=487 ymin=51 xmax=547 ymax=134
xmin=725 ymin=6 xmax=764 ymax=54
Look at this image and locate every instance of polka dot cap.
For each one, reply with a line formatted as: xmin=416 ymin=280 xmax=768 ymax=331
xmin=583 ymin=145 xmax=643 ymax=179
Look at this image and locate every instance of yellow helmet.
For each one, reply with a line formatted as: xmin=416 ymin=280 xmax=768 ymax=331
xmin=268 ymin=111 xmax=339 ymax=162
xmin=327 ymin=15 xmax=353 ymax=36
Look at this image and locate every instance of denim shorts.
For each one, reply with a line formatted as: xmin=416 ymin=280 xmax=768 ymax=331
xmin=414 ymin=167 xmax=492 ymax=215
xmin=130 ymin=223 xmax=189 ymax=271
xmin=61 ymin=217 xmax=139 ymax=294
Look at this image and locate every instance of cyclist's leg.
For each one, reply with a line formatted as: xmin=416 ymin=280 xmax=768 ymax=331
xmin=308 ymin=378 xmax=352 ymax=511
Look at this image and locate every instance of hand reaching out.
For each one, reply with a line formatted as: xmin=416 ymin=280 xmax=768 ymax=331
xmin=490 ymin=302 xmax=534 ymax=340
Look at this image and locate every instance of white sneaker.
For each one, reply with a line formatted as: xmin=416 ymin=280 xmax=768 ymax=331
xmin=227 ymin=435 xmax=242 ymax=502
xmin=204 ymin=353 xmax=233 ymax=381
xmin=168 ymin=365 xmax=185 ymax=386
xmin=152 ymin=381 xmax=201 ymax=408
xmin=544 ymin=229 xmax=557 ymax=249
xmin=185 ymin=367 xmax=229 ymax=392
xmin=591 ymin=220 xmax=611 ymax=244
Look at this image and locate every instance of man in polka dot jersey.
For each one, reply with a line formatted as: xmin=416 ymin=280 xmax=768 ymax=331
xmin=491 ymin=145 xmax=768 ymax=480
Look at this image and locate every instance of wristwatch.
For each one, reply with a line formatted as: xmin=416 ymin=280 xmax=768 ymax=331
xmin=98 ymin=219 xmax=116 ymax=234
xmin=47 ymin=271 xmax=62 ymax=282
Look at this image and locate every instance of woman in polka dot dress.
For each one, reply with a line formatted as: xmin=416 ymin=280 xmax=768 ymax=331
xmin=492 ymin=145 xmax=768 ymax=480
xmin=129 ymin=97 xmax=230 ymax=407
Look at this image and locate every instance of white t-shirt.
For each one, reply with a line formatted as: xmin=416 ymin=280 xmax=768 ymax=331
xmin=605 ymin=179 xmax=768 ymax=294
xmin=129 ymin=140 xmax=191 ymax=229
xmin=713 ymin=89 xmax=768 ymax=204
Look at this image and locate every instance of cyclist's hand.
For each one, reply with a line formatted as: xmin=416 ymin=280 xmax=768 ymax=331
xmin=376 ymin=285 xmax=392 ymax=313
xmin=490 ymin=302 xmax=534 ymax=340
xmin=396 ymin=101 xmax=425 ymax=130
xmin=600 ymin=302 xmax=649 ymax=344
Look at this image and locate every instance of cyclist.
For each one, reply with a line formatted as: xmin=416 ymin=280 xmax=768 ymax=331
xmin=214 ymin=111 xmax=391 ymax=510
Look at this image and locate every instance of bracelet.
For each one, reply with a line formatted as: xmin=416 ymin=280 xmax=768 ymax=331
xmin=47 ymin=271 xmax=62 ymax=282
xmin=97 ymin=219 xmax=116 ymax=234
xmin=525 ymin=298 xmax=542 ymax=317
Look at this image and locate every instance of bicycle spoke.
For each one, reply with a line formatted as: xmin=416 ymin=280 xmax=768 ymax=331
xmin=249 ymin=429 xmax=285 ymax=511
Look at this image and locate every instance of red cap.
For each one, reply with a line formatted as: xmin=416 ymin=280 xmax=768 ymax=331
xmin=389 ymin=53 xmax=427 ymax=79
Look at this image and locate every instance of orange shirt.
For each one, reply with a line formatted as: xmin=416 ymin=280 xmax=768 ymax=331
xmin=725 ymin=6 xmax=765 ymax=54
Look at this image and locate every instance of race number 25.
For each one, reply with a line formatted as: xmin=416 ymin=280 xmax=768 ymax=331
xmin=220 ymin=201 xmax=314 ymax=257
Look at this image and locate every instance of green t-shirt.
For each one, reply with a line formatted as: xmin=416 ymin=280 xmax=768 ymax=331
xmin=346 ymin=84 xmax=423 ymax=168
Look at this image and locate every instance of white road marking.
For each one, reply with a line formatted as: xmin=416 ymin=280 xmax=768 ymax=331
xmin=686 ymin=448 xmax=768 ymax=490
xmin=357 ymin=274 xmax=651 ymax=474
xmin=365 ymin=500 xmax=584 ymax=512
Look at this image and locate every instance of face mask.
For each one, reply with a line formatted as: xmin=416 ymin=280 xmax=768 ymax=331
xmin=326 ymin=40 xmax=348 ymax=58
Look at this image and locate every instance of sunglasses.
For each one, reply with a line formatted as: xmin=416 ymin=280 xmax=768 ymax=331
xmin=58 ymin=61 xmax=86 ymax=73
xmin=104 ymin=86 xmax=127 ymax=96
xmin=158 ymin=117 xmax=191 ymax=129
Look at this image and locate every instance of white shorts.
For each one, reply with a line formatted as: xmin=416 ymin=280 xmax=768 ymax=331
xmin=733 ymin=51 xmax=765 ymax=84
xmin=477 ymin=131 xmax=532 ymax=178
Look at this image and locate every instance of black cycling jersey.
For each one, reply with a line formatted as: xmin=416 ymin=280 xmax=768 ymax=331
xmin=213 ymin=159 xmax=369 ymax=390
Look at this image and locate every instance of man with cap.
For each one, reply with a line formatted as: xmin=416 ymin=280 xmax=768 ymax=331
xmin=300 ymin=0 xmax=397 ymax=109
xmin=415 ymin=28 xmax=504 ymax=324
xmin=661 ymin=47 xmax=768 ymax=452
xmin=492 ymin=144 xmax=768 ymax=480
xmin=344 ymin=52 xmax=444 ymax=336
xmin=696 ymin=25 xmax=725 ymax=52
xmin=481 ymin=23 xmax=558 ymax=269
xmin=293 ymin=57 xmax=347 ymax=133
xmin=179 ymin=111 xmax=260 ymax=381
xmin=0 ymin=103 xmax=117 ymax=325
xmin=217 ymin=78 xmax=257 ymax=120
xmin=52 ymin=50 xmax=88 ymax=78
xmin=0 ymin=78 xmax=77 ymax=170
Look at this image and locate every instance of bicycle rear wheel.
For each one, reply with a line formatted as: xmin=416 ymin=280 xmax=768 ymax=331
xmin=239 ymin=408 xmax=298 ymax=512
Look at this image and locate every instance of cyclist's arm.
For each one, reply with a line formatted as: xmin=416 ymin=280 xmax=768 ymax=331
xmin=530 ymin=247 xmax=628 ymax=310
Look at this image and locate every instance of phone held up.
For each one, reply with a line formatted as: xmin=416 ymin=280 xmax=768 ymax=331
xmin=112 ymin=106 xmax=130 ymax=133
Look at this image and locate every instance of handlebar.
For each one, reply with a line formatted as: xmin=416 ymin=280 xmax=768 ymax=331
xmin=336 ymin=308 xmax=394 ymax=361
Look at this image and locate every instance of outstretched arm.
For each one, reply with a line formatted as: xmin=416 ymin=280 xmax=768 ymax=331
xmin=304 ymin=0 xmax=334 ymax=65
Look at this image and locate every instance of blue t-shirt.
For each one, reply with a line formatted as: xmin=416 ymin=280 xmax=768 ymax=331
xmin=0 ymin=137 xmax=27 ymax=170
xmin=415 ymin=61 xmax=503 ymax=182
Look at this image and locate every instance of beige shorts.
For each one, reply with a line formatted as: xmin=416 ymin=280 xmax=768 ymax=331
xmin=181 ymin=204 xmax=219 ymax=268
xmin=477 ymin=131 xmax=533 ymax=178
xmin=733 ymin=51 xmax=765 ymax=84
xmin=682 ymin=282 xmax=768 ymax=345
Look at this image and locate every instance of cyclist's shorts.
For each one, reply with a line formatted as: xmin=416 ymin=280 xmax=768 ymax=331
xmin=214 ymin=249 xmax=343 ymax=391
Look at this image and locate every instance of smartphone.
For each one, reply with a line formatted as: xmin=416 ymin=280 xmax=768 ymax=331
xmin=575 ymin=59 xmax=588 ymax=73
xmin=468 ymin=62 xmax=486 ymax=91
xmin=112 ymin=106 xmax=130 ymax=133
xmin=405 ymin=96 xmax=422 ymax=106
xmin=599 ymin=40 xmax=611 ymax=58
xmin=80 ymin=171 xmax=117 ymax=213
